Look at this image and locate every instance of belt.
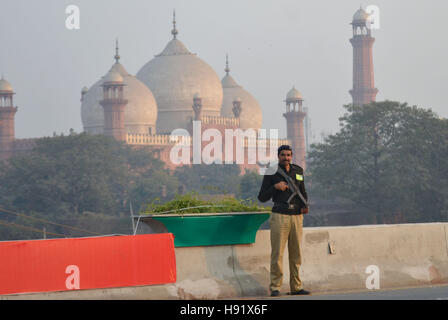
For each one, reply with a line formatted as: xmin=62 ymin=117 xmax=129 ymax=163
xmin=274 ymin=202 xmax=300 ymax=210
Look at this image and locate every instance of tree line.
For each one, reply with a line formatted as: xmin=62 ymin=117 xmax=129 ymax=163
xmin=1 ymin=100 xmax=443 ymax=239
xmin=0 ymin=133 xmax=262 ymax=240
xmin=307 ymin=100 xmax=448 ymax=224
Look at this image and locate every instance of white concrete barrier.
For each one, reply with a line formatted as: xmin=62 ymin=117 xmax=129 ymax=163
xmin=2 ymin=222 xmax=448 ymax=299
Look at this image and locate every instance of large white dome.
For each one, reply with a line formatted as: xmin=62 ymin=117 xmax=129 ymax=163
xmin=136 ymin=37 xmax=223 ymax=134
xmin=221 ymin=73 xmax=262 ymax=130
xmin=81 ymin=61 xmax=158 ymax=135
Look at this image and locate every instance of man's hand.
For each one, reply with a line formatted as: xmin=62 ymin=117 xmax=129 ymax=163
xmin=301 ymin=207 xmax=309 ymax=214
xmin=274 ymin=181 xmax=288 ymax=191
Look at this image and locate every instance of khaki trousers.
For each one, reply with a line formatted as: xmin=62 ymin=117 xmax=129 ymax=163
xmin=269 ymin=212 xmax=304 ymax=292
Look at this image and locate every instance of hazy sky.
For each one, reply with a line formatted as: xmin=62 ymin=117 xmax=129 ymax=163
xmin=1 ymin=0 xmax=447 ymax=141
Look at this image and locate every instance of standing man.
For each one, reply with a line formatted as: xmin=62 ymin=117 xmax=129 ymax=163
xmin=258 ymin=145 xmax=310 ymax=297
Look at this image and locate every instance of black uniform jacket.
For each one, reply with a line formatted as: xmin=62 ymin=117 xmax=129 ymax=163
xmin=257 ymin=163 xmax=308 ymax=215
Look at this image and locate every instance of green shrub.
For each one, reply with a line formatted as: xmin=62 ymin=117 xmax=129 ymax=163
xmin=142 ymin=192 xmax=270 ymax=215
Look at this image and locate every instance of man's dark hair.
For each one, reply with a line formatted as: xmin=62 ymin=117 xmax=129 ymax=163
xmin=278 ymin=145 xmax=293 ymax=156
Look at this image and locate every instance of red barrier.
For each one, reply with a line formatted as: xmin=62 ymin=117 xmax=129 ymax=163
xmin=0 ymin=234 xmax=176 ymax=295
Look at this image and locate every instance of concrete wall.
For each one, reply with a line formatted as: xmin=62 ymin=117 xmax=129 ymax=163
xmin=2 ymin=222 xmax=448 ymax=300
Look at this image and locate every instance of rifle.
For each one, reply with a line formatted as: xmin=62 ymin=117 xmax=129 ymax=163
xmin=277 ymin=166 xmax=309 ymax=211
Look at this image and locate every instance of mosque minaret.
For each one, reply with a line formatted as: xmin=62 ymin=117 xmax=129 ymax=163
xmin=283 ymin=87 xmax=306 ymax=169
xmin=349 ymin=6 xmax=379 ymax=106
xmin=0 ymin=77 xmax=17 ymax=160
xmin=99 ymin=69 xmax=128 ymax=142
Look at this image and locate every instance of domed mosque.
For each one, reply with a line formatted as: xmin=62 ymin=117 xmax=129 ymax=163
xmin=81 ymin=40 xmax=158 ymax=135
xmin=1 ymin=10 xmax=314 ymax=171
xmin=0 ymin=6 xmax=380 ymax=172
xmin=80 ymin=11 xmax=305 ymax=169
xmin=136 ymin=12 xmax=223 ymax=134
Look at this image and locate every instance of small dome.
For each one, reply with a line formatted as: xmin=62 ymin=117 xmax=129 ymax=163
xmin=81 ymin=62 xmax=158 ymax=135
xmin=353 ymin=7 xmax=369 ymax=23
xmin=0 ymin=78 xmax=13 ymax=92
xmin=221 ymin=73 xmax=262 ymax=130
xmin=103 ymin=70 xmax=123 ymax=84
xmin=286 ymin=86 xmax=303 ymax=101
xmin=81 ymin=86 xmax=88 ymax=94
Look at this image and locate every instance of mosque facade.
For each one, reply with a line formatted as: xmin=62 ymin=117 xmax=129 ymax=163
xmin=0 ymin=8 xmax=377 ymax=172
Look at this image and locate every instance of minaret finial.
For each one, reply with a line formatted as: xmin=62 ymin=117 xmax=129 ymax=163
xmin=225 ymin=53 xmax=230 ymax=75
xmin=171 ymin=9 xmax=178 ymax=39
xmin=114 ymin=38 xmax=120 ymax=64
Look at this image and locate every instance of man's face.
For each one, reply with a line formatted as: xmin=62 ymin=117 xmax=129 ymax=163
xmin=278 ymin=150 xmax=292 ymax=166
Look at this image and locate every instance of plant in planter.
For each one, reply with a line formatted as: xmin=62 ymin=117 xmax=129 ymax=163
xmin=134 ymin=193 xmax=271 ymax=247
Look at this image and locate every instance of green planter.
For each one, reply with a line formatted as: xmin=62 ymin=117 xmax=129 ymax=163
xmin=136 ymin=212 xmax=270 ymax=247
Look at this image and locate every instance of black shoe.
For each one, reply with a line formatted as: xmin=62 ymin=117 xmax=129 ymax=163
xmin=270 ymin=290 xmax=280 ymax=297
xmin=288 ymin=289 xmax=311 ymax=295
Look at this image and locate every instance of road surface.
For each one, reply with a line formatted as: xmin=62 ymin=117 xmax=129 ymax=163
xmin=250 ymin=284 xmax=448 ymax=300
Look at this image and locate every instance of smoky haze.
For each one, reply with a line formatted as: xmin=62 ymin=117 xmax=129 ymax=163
xmin=0 ymin=0 xmax=446 ymax=141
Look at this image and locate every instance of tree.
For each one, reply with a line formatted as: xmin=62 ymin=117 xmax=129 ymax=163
xmin=174 ymin=163 xmax=241 ymax=195
xmin=130 ymin=169 xmax=179 ymax=213
xmin=308 ymin=101 xmax=448 ymax=223
xmin=0 ymin=133 xmax=178 ymax=239
xmin=238 ymin=170 xmax=263 ymax=202
xmin=0 ymin=134 xmax=130 ymax=216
